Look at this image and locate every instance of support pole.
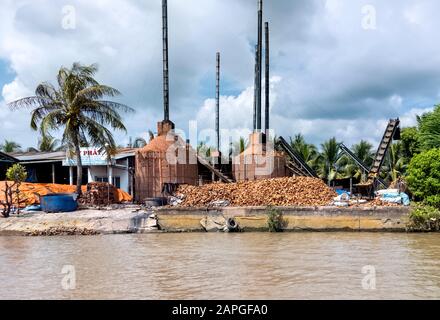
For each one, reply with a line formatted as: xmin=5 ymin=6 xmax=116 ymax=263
xmin=253 ymin=45 xmax=258 ymax=132
xmin=51 ymin=163 xmax=56 ymax=184
xmin=69 ymin=167 xmax=74 ymax=186
xmin=256 ymin=0 xmax=263 ymax=132
xmin=162 ymin=0 xmax=170 ymax=121
xmin=264 ymin=22 xmax=270 ymax=134
xmin=216 ymin=52 xmax=220 ymax=152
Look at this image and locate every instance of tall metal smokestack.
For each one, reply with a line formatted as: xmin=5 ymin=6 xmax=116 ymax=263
xmin=264 ymin=22 xmax=270 ymax=133
xmin=253 ymin=45 xmax=258 ymax=132
xmin=162 ymin=0 xmax=170 ymax=121
xmin=256 ymin=0 xmax=263 ymax=131
xmin=216 ymin=52 xmax=220 ymax=152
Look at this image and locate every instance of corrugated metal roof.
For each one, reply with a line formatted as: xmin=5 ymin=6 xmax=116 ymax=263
xmin=11 ymin=151 xmax=66 ymax=162
xmin=0 ymin=151 xmax=18 ymax=163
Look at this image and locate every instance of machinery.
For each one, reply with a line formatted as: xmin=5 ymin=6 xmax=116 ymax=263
xmin=339 ymin=118 xmax=401 ymax=196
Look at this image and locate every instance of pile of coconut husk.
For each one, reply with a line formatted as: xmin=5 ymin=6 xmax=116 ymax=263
xmin=78 ymin=182 xmax=119 ymax=206
xmin=174 ymin=177 xmax=337 ymax=207
xmin=0 ymin=181 xmax=132 ymax=207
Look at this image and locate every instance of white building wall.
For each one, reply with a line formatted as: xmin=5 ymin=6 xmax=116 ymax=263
xmin=87 ymin=166 xmax=130 ymax=194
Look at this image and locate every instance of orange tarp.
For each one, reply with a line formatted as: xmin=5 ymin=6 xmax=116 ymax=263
xmin=0 ymin=181 xmax=132 ymax=206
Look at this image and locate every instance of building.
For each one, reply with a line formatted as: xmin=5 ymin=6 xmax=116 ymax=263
xmin=0 ymin=151 xmax=18 ymax=180
xmin=10 ymin=148 xmax=136 ymax=196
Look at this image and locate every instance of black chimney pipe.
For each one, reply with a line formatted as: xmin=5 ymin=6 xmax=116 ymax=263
xmin=253 ymin=45 xmax=258 ymax=132
xmin=265 ymin=22 xmax=270 ymax=133
xmin=216 ymin=52 xmax=220 ymax=152
xmin=162 ymin=0 xmax=170 ymax=121
xmin=256 ymin=0 xmax=263 ymax=132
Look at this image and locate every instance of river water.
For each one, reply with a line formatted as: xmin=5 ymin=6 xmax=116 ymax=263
xmin=0 ymin=233 xmax=439 ymax=300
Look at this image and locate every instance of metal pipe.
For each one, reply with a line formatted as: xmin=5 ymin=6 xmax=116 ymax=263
xmin=256 ymin=0 xmax=263 ymax=131
xmin=253 ymin=45 xmax=258 ymax=132
xmin=162 ymin=0 xmax=170 ymax=121
xmin=216 ymin=52 xmax=220 ymax=151
xmin=264 ymin=22 xmax=270 ymax=133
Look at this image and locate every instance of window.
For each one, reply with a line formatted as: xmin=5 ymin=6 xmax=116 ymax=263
xmin=112 ymin=177 xmax=121 ymax=189
xmin=95 ymin=176 xmax=108 ymax=183
xmin=94 ymin=176 xmax=121 ymax=189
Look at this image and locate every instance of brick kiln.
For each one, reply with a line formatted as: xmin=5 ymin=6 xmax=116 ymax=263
xmin=233 ymin=2 xmax=289 ymax=182
xmin=135 ymin=121 xmax=198 ymax=201
xmin=135 ymin=1 xmax=199 ymax=202
xmin=233 ymin=132 xmax=288 ymax=182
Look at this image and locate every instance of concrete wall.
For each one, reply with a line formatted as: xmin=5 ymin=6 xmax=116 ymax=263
xmin=155 ymin=206 xmax=410 ymax=232
xmin=87 ymin=166 xmax=130 ymax=194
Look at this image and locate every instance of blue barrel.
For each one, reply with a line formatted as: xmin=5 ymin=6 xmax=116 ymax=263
xmin=40 ymin=194 xmax=78 ymax=213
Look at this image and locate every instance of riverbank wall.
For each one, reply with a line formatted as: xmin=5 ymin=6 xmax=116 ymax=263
xmin=156 ymin=206 xmax=410 ymax=232
xmin=0 ymin=206 xmax=410 ymax=236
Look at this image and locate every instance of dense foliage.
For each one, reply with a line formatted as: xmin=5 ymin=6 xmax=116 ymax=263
xmin=406 ymin=149 xmax=440 ymax=208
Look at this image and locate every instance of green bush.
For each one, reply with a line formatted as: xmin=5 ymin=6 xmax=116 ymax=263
xmin=6 ymin=164 xmax=27 ymax=183
xmin=406 ymin=149 xmax=440 ymax=208
xmin=425 ymin=195 xmax=440 ymax=208
xmin=408 ymin=205 xmax=440 ymax=231
xmin=267 ymin=207 xmax=286 ymax=232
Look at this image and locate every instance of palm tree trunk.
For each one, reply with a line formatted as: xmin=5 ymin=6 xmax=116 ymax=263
xmin=75 ymin=144 xmax=83 ymax=195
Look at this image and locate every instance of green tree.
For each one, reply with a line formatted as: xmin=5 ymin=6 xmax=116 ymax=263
xmin=381 ymin=142 xmax=407 ymax=183
xmin=1 ymin=164 xmax=27 ymax=217
xmin=407 ymin=148 xmax=440 ymax=208
xmin=233 ymin=137 xmax=248 ymax=155
xmin=289 ymin=134 xmax=318 ymax=166
xmin=38 ymin=134 xmax=64 ymax=152
xmin=316 ymin=137 xmax=343 ymax=185
xmin=0 ymin=140 xmax=22 ymax=153
xmin=8 ymin=63 xmax=134 ymax=195
xmin=133 ymin=137 xmax=147 ymax=148
xmin=400 ymin=127 xmax=420 ymax=160
xmin=197 ymin=141 xmax=212 ymax=158
xmin=418 ymin=105 xmax=440 ymax=151
xmin=339 ymin=140 xmax=374 ymax=181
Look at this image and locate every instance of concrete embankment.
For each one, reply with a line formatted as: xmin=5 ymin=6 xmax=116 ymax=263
xmin=156 ymin=206 xmax=410 ymax=232
xmin=0 ymin=206 xmax=410 ymax=236
xmin=0 ymin=209 xmax=155 ymax=236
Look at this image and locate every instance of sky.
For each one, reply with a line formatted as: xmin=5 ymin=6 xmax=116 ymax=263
xmin=0 ymin=0 xmax=439 ymax=151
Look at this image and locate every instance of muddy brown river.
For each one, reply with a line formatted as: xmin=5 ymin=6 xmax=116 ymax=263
xmin=0 ymin=233 xmax=439 ymax=300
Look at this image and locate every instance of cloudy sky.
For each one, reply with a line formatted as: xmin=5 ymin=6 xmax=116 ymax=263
xmin=0 ymin=0 xmax=439 ymax=150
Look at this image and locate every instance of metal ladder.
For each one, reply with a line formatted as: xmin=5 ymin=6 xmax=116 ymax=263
xmin=368 ymin=118 xmax=400 ymax=181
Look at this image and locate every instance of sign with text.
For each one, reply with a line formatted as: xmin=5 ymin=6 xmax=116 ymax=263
xmin=63 ymin=148 xmax=112 ymax=166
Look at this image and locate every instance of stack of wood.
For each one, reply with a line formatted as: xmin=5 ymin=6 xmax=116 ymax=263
xmin=78 ymin=182 xmax=118 ymax=206
xmin=175 ymin=177 xmax=337 ymax=207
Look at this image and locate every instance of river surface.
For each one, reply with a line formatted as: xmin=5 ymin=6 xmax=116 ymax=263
xmin=0 ymin=233 xmax=439 ymax=300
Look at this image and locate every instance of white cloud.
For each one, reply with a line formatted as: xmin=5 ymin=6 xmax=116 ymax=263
xmin=0 ymin=0 xmax=440 ymax=150
xmin=2 ymin=77 xmax=32 ymax=102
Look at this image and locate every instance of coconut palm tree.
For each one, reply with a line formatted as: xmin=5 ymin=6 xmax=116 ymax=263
xmin=133 ymin=137 xmax=147 ymax=148
xmin=197 ymin=141 xmax=212 ymax=158
xmin=418 ymin=105 xmax=440 ymax=151
xmin=0 ymin=140 xmax=22 ymax=153
xmin=381 ymin=142 xmax=407 ymax=183
xmin=233 ymin=137 xmax=248 ymax=155
xmin=289 ymin=134 xmax=318 ymax=166
xmin=316 ymin=137 xmax=343 ymax=185
xmin=339 ymin=140 xmax=374 ymax=181
xmin=8 ymin=63 xmax=134 ymax=194
xmin=38 ymin=134 xmax=65 ymax=152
